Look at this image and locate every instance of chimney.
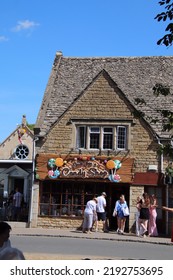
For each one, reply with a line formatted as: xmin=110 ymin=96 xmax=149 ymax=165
xmin=56 ymin=51 xmax=63 ymax=57
xmin=22 ymin=115 xmax=26 ymax=126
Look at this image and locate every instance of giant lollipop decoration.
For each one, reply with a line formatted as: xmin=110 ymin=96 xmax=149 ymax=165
xmin=47 ymin=157 xmax=63 ymax=179
xmin=106 ymin=159 xmax=121 ymax=182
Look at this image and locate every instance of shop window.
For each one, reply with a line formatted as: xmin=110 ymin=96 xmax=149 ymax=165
xmin=76 ymin=125 xmax=127 ymax=150
xmin=39 ymin=182 xmax=102 ymax=218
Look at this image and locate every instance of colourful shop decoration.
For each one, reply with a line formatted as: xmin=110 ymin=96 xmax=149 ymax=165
xmin=48 ymin=158 xmax=56 ymax=168
xmin=114 ymin=159 xmax=122 ymax=169
xmin=48 ymin=169 xmax=60 ymax=179
xmin=106 ymin=160 xmax=115 ymax=169
xmin=55 ymin=157 xmax=64 ymax=167
xmin=47 ymin=157 xmax=63 ymax=178
xmin=47 ymin=156 xmax=122 ymax=181
xmin=107 ymin=159 xmax=122 ymax=183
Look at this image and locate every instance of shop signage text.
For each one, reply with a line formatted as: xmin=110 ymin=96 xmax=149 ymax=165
xmin=60 ymin=160 xmax=109 ymax=179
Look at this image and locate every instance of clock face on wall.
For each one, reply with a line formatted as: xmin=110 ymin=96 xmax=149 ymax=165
xmin=15 ymin=144 xmax=29 ymax=159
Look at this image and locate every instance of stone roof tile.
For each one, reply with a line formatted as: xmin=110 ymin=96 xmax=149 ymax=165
xmin=36 ymin=53 xmax=173 ymax=139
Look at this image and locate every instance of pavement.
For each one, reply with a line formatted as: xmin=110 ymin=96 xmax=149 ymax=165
xmin=8 ymin=224 xmax=173 ymax=259
xmin=10 ymin=224 xmax=173 ymax=245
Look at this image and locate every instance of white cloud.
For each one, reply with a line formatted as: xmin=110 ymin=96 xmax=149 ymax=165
xmin=0 ymin=36 xmax=9 ymax=42
xmin=12 ymin=20 xmax=40 ymax=32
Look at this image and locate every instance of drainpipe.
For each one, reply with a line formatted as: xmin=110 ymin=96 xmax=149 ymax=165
xmin=156 ymin=136 xmax=163 ymax=173
xmin=28 ymin=136 xmax=39 ymax=228
xmin=156 ymin=136 xmax=168 ymax=235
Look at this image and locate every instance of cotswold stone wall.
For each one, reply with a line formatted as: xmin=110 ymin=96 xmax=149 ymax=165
xmin=129 ymin=185 xmax=144 ymax=233
xmin=37 ymin=217 xmax=82 ymax=229
xmin=38 ymin=72 xmax=159 ymax=173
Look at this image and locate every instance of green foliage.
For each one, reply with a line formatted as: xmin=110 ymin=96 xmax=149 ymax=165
xmin=153 ymin=83 xmax=170 ymax=96
xmin=155 ymin=0 xmax=173 ymax=46
xmin=158 ymin=143 xmax=173 ymax=158
xmin=26 ymin=123 xmax=35 ymax=131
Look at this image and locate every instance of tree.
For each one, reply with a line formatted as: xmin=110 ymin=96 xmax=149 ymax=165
xmin=134 ymin=85 xmax=173 ymax=157
xmin=155 ymin=0 xmax=173 ymax=46
xmin=133 ymin=2 xmax=173 ymax=157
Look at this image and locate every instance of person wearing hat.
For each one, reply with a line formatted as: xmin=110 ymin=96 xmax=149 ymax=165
xmin=95 ymin=192 xmax=107 ymax=232
xmin=82 ymin=197 xmax=98 ymax=234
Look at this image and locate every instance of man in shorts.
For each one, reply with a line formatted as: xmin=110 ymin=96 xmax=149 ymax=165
xmin=96 ymin=192 xmax=107 ymax=232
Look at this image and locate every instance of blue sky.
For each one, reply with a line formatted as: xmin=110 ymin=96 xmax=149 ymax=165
xmin=0 ymin=0 xmax=172 ymax=143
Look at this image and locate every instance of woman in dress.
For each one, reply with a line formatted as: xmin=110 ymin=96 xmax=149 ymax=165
xmin=138 ymin=193 xmax=150 ymax=237
xmin=148 ymin=194 xmax=158 ymax=237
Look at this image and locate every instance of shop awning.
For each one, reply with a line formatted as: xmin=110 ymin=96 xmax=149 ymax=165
xmin=133 ymin=172 xmax=165 ymax=186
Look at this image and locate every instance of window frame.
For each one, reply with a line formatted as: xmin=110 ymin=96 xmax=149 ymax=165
xmin=39 ymin=181 xmax=106 ymax=218
xmin=14 ymin=144 xmax=29 ymax=160
xmin=75 ymin=121 xmax=130 ymax=151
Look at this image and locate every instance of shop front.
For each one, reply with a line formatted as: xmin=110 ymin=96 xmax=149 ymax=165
xmin=36 ymin=154 xmax=134 ymax=231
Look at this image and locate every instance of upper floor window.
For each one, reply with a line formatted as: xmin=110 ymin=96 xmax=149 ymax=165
xmin=76 ymin=125 xmax=127 ymax=150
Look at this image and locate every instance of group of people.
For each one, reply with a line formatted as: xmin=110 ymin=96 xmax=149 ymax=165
xmin=82 ymin=191 xmax=163 ymax=238
xmin=135 ymin=192 xmax=158 ymax=237
xmin=82 ymin=192 xmax=130 ymax=235
xmin=82 ymin=192 xmax=107 ymax=234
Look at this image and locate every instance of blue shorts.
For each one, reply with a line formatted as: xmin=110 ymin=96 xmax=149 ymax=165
xmin=97 ymin=212 xmax=106 ymax=221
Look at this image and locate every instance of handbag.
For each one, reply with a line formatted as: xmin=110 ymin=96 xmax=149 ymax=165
xmin=112 ymin=210 xmax=117 ymax=217
xmin=122 ymin=206 xmax=130 ymax=216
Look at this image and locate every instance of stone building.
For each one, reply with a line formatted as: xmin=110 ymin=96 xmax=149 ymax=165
xmin=32 ymin=52 xmax=173 ymax=235
xmin=0 ymin=115 xmax=34 ymax=223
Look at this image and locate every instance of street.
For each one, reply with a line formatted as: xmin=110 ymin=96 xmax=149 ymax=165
xmin=10 ymin=235 xmax=173 ymax=260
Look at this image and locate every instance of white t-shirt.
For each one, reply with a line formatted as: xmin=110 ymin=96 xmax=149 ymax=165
xmin=84 ymin=200 xmax=96 ymax=215
xmin=13 ymin=192 xmax=23 ymax=207
xmin=96 ymin=195 xmax=106 ymax=213
xmin=0 ymin=239 xmax=11 ymax=253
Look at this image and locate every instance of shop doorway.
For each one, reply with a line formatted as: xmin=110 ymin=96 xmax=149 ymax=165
xmin=108 ymin=185 xmax=130 ymax=231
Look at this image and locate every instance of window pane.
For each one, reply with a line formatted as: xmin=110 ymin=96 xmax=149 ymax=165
xmin=104 ymin=127 xmax=113 ymax=133
xmin=103 ymin=134 xmax=113 ymax=149
xmin=89 ymin=127 xmax=100 ymax=149
xmin=117 ymin=126 xmax=126 ymax=149
xmin=90 ymin=134 xmax=99 ymax=148
xmin=103 ymin=127 xmax=113 ymax=149
xmin=76 ymin=126 xmax=86 ymax=148
xmin=90 ymin=127 xmax=100 ymax=133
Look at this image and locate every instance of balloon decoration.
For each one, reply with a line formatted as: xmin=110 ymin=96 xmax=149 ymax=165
xmin=114 ymin=160 xmax=122 ymax=169
xmin=47 ymin=157 xmax=64 ymax=179
xmin=48 ymin=158 xmax=56 ymax=168
xmin=106 ymin=159 xmax=122 ymax=183
xmin=55 ymin=157 xmax=64 ymax=167
xmin=106 ymin=160 xmax=115 ymax=170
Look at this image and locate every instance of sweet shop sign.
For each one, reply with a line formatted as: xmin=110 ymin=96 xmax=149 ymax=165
xmin=61 ymin=159 xmax=108 ymax=179
xmin=47 ymin=157 xmax=122 ymax=182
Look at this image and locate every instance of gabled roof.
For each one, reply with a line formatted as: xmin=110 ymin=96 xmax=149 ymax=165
xmin=0 ymin=115 xmax=34 ymax=147
xmin=36 ymin=52 xmax=173 ymax=139
xmin=0 ymin=165 xmax=29 ymax=180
